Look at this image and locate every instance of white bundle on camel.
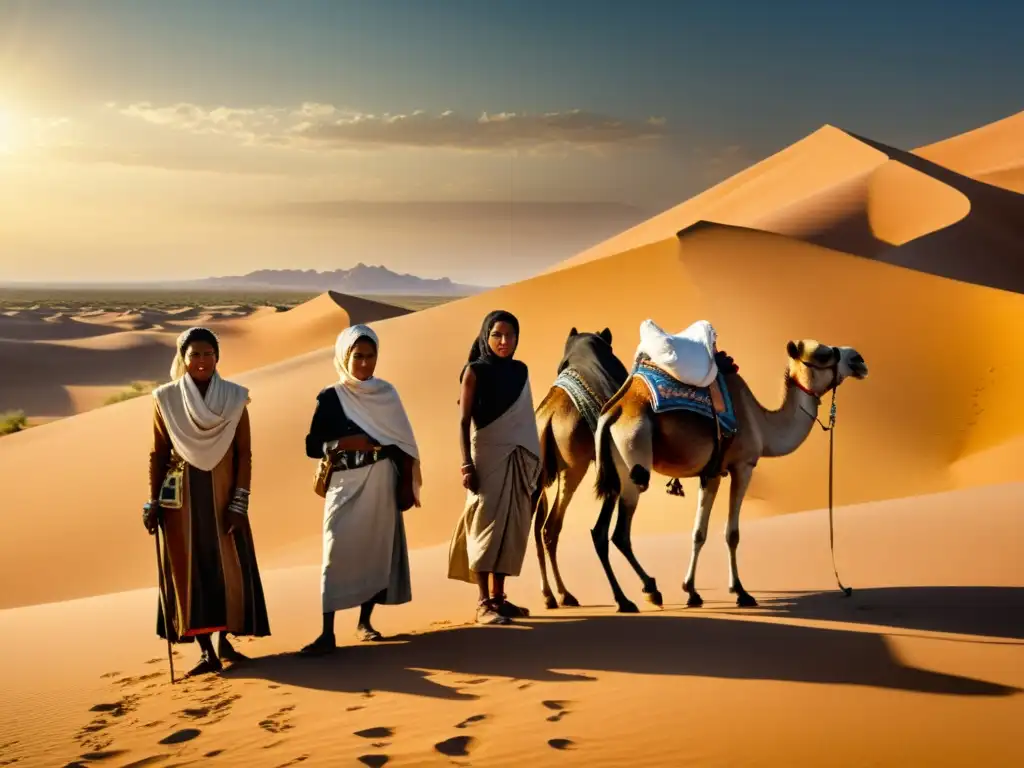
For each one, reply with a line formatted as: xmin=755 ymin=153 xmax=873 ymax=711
xmin=635 ymin=319 xmax=719 ymax=388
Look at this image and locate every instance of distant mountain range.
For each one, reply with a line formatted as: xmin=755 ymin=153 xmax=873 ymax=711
xmin=183 ymin=264 xmax=486 ymax=296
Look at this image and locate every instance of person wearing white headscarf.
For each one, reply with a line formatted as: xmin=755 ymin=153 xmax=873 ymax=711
xmin=144 ymin=327 xmax=271 ymax=678
xmin=299 ymin=324 xmax=421 ymax=655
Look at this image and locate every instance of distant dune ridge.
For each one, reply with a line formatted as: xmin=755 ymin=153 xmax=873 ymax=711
xmin=1 ymin=113 xmax=1023 ymax=767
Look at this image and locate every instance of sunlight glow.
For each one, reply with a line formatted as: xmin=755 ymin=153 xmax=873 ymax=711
xmin=0 ymin=105 xmax=16 ymax=154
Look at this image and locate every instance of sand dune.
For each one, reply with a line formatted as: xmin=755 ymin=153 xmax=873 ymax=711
xmin=915 ymin=110 xmax=1024 ymax=193
xmin=4 ymin=224 xmax=1024 ymax=610
xmin=1 ymin=484 xmax=1021 ymax=766
xmin=545 ymin=123 xmax=1024 ymax=292
xmin=0 ymin=291 xmax=409 ymax=419
xmin=0 ymin=332 xmax=176 ymax=417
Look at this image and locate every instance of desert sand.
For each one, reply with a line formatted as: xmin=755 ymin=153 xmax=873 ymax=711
xmin=0 ymin=290 xmax=410 ymax=419
xmin=1 ymin=114 xmax=1022 ymax=767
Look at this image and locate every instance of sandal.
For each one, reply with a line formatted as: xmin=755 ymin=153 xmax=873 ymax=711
xmin=476 ymin=599 xmax=510 ymax=625
xmin=298 ymin=633 xmax=337 ymax=656
xmin=496 ymin=594 xmax=530 ymax=618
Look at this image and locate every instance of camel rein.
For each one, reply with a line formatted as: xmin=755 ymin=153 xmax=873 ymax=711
xmin=797 ymin=367 xmax=853 ymax=597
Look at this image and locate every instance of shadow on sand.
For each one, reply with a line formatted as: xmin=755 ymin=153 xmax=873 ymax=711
xmin=225 ymin=603 xmax=1020 ymax=701
xmin=736 ymin=586 xmax=1024 ymax=642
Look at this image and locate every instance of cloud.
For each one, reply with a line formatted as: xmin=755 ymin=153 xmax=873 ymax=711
xmin=112 ymin=101 xmax=669 ymax=152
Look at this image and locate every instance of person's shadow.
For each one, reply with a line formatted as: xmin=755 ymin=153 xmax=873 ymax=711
xmin=226 ymin=597 xmax=1021 ymax=701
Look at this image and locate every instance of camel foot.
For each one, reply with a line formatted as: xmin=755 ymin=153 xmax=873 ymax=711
xmin=643 ymin=589 xmax=663 ymax=608
xmin=616 ymin=600 xmax=640 ymax=614
xmin=735 ymin=591 xmax=758 ymax=608
xmin=686 ymin=592 xmax=704 ymax=608
xmin=560 ymin=593 xmax=580 ymax=607
xmin=543 ymin=593 xmax=558 ymax=610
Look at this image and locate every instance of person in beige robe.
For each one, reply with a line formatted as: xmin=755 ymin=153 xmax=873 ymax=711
xmin=448 ymin=310 xmax=541 ymax=625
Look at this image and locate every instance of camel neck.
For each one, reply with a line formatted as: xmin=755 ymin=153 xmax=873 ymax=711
xmin=757 ymin=377 xmax=819 ymax=458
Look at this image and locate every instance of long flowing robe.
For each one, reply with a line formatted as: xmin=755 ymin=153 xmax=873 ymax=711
xmin=149 ymin=403 xmax=271 ymax=642
xmin=447 ymin=380 xmax=541 ymax=582
xmin=305 ymin=385 xmax=415 ymax=613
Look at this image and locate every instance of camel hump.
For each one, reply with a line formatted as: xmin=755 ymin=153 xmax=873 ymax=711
xmin=636 ymin=319 xmax=718 ymax=388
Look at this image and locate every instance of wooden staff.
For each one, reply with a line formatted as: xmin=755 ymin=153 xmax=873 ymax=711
xmin=153 ymin=522 xmax=176 ymax=683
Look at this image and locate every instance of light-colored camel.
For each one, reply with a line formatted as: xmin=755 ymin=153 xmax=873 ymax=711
xmin=532 ymin=327 xmax=629 ymax=609
xmin=592 ymin=339 xmax=868 ymax=612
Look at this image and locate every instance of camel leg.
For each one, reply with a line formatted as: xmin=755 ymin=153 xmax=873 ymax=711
xmin=611 ymin=487 xmax=662 ymax=607
xmin=682 ymin=475 xmax=722 ymax=608
xmin=533 ymin=481 xmax=557 ymax=609
xmin=725 ymin=463 xmax=757 ymax=608
xmin=591 ymin=494 xmax=638 ymax=613
xmin=543 ymin=463 xmax=584 ymax=608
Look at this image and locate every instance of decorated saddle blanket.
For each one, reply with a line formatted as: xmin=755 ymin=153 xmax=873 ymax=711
xmin=632 ymin=357 xmax=738 ymax=436
xmin=553 ymin=367 xmax=604 ymax=433
xmin=634 ymin=319 xmax=718 ymax=388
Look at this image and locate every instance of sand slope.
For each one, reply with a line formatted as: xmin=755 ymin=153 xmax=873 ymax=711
xmin=915 ymin=110 xmax=1024 ymax=193
xmin=4 ymin=225 xmax=1024 ymax=610
xmin=546 ymin=124 xmax=1024 ymax=292
xmin=0 ymin=291 xmax=410 ymax=418
xmin=1 ymin=484 xmax=1021 ymax=767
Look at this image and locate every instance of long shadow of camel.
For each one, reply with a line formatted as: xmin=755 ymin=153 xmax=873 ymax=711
xmin=226 ymin=611 xmax=1019 ymax=701
xmin=730 ymin=586 xmax=1024 ymax=642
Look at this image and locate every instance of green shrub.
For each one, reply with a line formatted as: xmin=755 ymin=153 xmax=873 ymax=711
xmin=0 ymin=410 xmax=28 ymax=436
xmin=104 ymin=380 xmax=157 ymax=406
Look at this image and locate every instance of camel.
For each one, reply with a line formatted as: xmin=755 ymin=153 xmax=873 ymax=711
xmin=532 ymin=327 xmax=630 ymax=609
xmin=592 ymin=336 xmax=868 ymax=613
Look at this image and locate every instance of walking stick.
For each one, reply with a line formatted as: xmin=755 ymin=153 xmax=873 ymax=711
xmin=153 ymin=521 xmax=177 ymax=684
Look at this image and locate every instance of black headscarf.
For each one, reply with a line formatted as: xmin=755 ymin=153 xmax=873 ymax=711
xmin=460 ymin=309 xmax=528 ymax=429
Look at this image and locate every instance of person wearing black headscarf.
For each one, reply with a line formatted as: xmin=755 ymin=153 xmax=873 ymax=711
xmin=448 ymin=310 xmax=542 ymax=625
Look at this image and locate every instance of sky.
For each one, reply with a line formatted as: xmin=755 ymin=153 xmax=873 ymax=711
xmin=0 ymin=0 xmax=1021 ymax=285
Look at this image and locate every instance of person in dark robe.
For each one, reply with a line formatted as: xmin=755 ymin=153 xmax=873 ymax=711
xmin=143 ymin=326 xmax=271 ymax=677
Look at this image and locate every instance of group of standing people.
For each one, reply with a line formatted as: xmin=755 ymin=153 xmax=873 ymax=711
xmin=144 ymin=310 xmax=540 ymax=677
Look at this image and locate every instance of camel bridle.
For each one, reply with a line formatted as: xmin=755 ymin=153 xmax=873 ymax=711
xmin=791 ymin=355 xmax=852 ymax=598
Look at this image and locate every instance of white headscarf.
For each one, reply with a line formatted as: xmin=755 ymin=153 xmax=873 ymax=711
xmin=333 ymin=324 xmax=422 ymax=503
xmin=153 ymin=327 xmax=250 ymax=472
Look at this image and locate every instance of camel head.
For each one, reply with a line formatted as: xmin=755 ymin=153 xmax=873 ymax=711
xmin=836 ymin=346 xmax=869 ymax=384
xmin=786 ymin=339 xmax=867 ymax=397
xmin=559 ymin=326 xmax=623 ymax=377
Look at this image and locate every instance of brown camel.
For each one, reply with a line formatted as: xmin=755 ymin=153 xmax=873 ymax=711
xmin=592 ymin=338 xmax=868 ymax=613
xmin=532 ymin=327 xmax=630 ymax=609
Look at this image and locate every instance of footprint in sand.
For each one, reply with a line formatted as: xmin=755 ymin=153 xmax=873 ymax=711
xmin=346 ymin=706 xmax=365 ymax=712
xmin=434 ymin=736 xmax=474 ymax=757
xmin=354 ymin=727 xmax=394 ymax=740
xmin=542 ymin=700 xmax=572 ymax=723
xmin=159 ymin=728 xmax=201 ymax=745
xmin=259 ymin=705 xmax=297 ymax=734
xmin=76 ymin=749 xmax=130 ymax=761
xmin=455 ymin=714 xmax=488 ymax=729
xmin=548 ymin=738 xmax=576 ymax=750
xmin=205 ymin=750 xmax=225 ymax=758
xmin=357 ymin=756 xmax=390 ymax=768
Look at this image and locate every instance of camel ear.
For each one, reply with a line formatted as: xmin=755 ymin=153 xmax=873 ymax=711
xmin=569 ymin=327 xmax=578 ymax=337
xmin=787 ymin=340 xmax=802 ymax=360
xmin=599 ymin=327 xmax=612 ymax=344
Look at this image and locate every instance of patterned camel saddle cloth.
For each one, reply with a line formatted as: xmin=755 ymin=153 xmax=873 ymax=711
xmin=553 ymin=367 xmax=604 ymax=433
xmin=634 ymin=319 xmax=719 ymax=388
xmin=632 ymin=356 xmax=738 ymax=436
